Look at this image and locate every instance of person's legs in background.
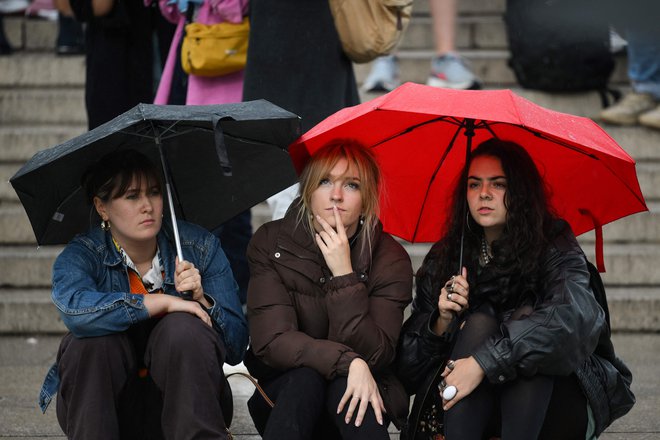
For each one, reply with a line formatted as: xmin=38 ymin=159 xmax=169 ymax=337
xmin=213 ymin=210 xmax=252 ymax=305
xmin=631 ymin=24 xmax=660 ymax=129
xmin=56 ymin=12 xmax=84 ymax=55
xmin=362 ymin=0 xmax=481 ymax=93
xmin=600 ymin=1 xmax=660 ymax=128
xmin=0 ymin=16 xmax=11 ymax=55
xmin=0 ymin=0 xmax=30 ymax=55
xmin=426 ymin=0 xmax=481 ymax=90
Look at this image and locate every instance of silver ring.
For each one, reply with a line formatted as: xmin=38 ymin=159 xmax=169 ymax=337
xmin=447 ymin=360 xmax=455 ymax=371
xmin=442 ymin=385 xmax=457 ymax=401
xmin=447 ymin=292 xmax=453 ymax=301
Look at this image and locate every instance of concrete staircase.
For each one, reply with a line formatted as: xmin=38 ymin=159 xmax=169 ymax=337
xmin=1 ymin=1 xmax=658 ymax=334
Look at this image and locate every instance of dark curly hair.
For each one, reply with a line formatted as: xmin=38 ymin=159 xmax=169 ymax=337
xmin=418 ymin=138 xmax=557 ymax=308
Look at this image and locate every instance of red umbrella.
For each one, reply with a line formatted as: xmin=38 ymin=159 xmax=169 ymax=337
xmin=290 ymin=83 xmax=647 ymax=271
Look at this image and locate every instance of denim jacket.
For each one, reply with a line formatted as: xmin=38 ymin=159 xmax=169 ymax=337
xmin=39 ymin=220 xmax=248 ymax=412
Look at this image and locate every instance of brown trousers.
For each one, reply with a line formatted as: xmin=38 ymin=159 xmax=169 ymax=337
xmin=56 ymin=312 xmax=230 ymax=440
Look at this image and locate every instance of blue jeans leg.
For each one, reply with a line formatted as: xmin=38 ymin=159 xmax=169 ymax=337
xmin=626 ymin=22 xmax=660 ymax=99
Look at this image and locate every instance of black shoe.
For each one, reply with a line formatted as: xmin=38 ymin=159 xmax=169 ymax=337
xmin=56 ymin=44 xmax=85 ymax=55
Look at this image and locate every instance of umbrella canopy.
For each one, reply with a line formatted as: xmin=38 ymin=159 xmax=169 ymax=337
xmin=11 ymin=100 xmax=301 ymax=246
xmin=290 ymin=83 xmax=647 ymax=270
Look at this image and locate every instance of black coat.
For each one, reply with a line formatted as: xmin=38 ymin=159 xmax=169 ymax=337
xmin=246 ymin=203 xmax=413 ymax=428
xmin=396 ymin=221 xmax=633 ymax=436
xmin=242 ymin=0 xmax=359 ymax=133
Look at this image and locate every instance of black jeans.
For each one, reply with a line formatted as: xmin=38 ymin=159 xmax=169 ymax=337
xmin=444 ymin=308 xmax=588 ymax=440
xmin=56 ymin=312 xmax=230 ymax=440
xmin=247 ymin=367 xmax=390 ymax=440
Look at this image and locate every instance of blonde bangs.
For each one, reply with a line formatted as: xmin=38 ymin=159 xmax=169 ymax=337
xmin=298 ymin=140 xmax=381 ymax=248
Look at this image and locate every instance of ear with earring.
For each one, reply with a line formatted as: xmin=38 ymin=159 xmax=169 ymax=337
xmin=101 ymin=219 xmax=111 ymax=231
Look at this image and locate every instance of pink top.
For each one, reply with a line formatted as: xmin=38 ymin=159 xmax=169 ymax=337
xmin=154 ymin=0 xmax=249 ymax=105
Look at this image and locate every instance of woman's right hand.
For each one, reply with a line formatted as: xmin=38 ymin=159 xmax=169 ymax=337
xmin=434 ymin=267 xmax=469 ymax=334
xmin=143 ymin=294 xmax=212 ymax=326
xmin=337 ymin=358 xmax=385 ymax=427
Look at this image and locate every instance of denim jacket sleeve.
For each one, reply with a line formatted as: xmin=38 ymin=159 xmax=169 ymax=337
xmin=51 ymin=239 xmax=151 ymax=337
xmin=190 ymin=228 xmax=248 ymax=365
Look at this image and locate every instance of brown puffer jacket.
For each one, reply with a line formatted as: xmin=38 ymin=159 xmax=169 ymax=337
xmin=246 ymin=203 xmax=413 ymax=428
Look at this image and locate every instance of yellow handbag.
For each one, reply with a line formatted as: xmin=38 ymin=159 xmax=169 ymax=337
xmin=181 ymin=17 xmax=250 ymax=77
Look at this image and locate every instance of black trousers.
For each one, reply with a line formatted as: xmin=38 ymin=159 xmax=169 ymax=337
xmin=444 ymin=308 xmax=588 ymax=440
xmin=55 ymin=313 xmax=230 ymax=440
xmin=247 ymin=367 xmax=390 ymax=440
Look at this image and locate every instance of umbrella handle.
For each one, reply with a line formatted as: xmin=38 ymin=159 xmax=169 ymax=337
xmin=164 ymin=181 xmax=193 ymax=300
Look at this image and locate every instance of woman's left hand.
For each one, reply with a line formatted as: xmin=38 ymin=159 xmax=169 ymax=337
xmin=175 ymin=258 xmax=210 ymax=307
xmin=338 ymin=358 xmax=386 ymax=427
xmin=315 ymin=206 xmax=353 ymax=277
xmin=440 ymin=356 xmax=485 ymax=411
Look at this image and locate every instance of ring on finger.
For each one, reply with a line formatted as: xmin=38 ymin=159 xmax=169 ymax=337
xmin=447 ymin=360 xmax=455 ymax=371
xmin=447 ymin=292 xmax=453 ymax=301
xmin=442 ymin=385 xmax=458 ymax=401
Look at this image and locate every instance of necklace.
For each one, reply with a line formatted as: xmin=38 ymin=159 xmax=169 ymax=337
xmin=481 ymin=237 xmax=492 ymax=265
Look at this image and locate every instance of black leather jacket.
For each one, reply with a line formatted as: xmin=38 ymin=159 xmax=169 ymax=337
xmin=396 ymin=221 xmax=633 ymax=436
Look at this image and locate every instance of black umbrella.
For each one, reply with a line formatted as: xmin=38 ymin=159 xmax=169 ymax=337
xmin=10 ymin=100 xmax=301 ymax=256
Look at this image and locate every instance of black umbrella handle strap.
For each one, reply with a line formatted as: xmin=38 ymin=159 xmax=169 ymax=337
xmin=213 ymin=117 xmax=233 ymax=176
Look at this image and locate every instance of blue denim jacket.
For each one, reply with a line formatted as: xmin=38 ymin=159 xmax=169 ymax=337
xmin=38 ymin=220 xmax=248 ymax=412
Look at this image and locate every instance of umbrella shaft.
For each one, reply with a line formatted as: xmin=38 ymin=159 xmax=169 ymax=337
xmin=165 ymin=182 xmax=184 ymax=260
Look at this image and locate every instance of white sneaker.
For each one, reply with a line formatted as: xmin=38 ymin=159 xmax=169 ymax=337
xmin=427 ymin=53 xmax=481 ymax=90
xmin=0 ymin=0 xmax=29 ymax=14
xmin=600 ymin=92 xmax=657 ymax=125
xmin=361 ymin=55 xmax=400 ymax=93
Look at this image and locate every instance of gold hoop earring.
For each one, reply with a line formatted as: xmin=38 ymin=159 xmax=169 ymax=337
xmin=101 ymin=219 xmax=111 ymax=231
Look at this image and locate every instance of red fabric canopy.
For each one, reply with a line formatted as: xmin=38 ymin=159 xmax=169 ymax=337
xmin=291 ymin=83 xmax=647 ymax=270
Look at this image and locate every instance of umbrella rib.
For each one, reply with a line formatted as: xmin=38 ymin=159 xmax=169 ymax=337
xmin=154 ymin=120 xmax=182 ymax=139
xmin=411 ymin=124 xmax=464 ymax=242
xmin=525 ymin=128 xmax=598 ymax=159
xmin=372 ymin=115 xmax=461 ymax=147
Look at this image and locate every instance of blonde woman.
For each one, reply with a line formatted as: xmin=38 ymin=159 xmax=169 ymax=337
xmin=245 ymin=140 xmax=413 ymax=439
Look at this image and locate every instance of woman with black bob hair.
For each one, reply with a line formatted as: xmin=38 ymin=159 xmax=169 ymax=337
xmin=39 ymin=149 xmax=248 ymax=439
xmin=397 ymin=138 xmax=633 ymax=439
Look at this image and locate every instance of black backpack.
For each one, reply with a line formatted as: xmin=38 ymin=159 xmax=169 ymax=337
xmin=504 ymin=0 xmax=616 ymax=103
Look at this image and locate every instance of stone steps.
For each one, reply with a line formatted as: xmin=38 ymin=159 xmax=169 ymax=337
xmin=1 ymin=285 xmax=658 ymax=334
xmin=1 ymin=240 xmax=658 ymax=289
xmin=1 ymin=2 xmax=659 ymax=336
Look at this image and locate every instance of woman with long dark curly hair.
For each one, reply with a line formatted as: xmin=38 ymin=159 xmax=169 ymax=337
xmin=396 ymin=138 xmax=633 ymax=439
